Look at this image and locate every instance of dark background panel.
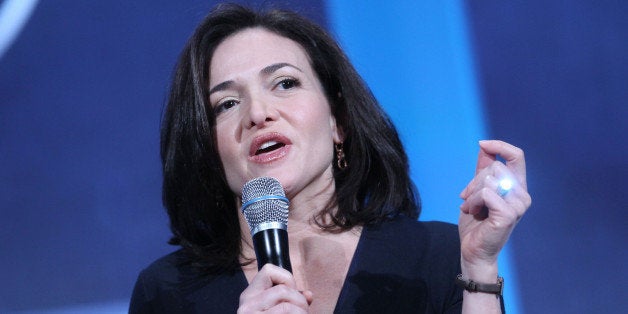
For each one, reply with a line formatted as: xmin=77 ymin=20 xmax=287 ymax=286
xmin=465 ymin=1 xmax=627 ymax=312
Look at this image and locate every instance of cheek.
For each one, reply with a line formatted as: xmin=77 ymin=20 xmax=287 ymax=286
xmin=215 ymin=125 xmax=245 ymax=193
xmin=217 ymin=143 xmax=241 ymax=194
xmin=216 ymin=129 xmax=235 ymax=172
xmin=299 ymin=96 xmax=335 ymax=133
xmin=215 ymin=129 xmax=229 ymax=159
xmin=215 ymin=120 xmax=240 ymax=159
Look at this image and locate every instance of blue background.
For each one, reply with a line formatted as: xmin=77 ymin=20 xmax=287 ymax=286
xmin=1 ymin=1 xmax=626 ymax=313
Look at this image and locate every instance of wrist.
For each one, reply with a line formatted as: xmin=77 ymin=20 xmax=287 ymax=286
xmin=460 ymin=258 xmax=498 ymax=283
xmin=456 ymin=274 xmax=504 ymax=296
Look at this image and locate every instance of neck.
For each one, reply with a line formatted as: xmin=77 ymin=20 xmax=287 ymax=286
xmin=237 ymin=169 xmax=340 ymax=262
xmin=237 ymin=195 xmax=337 ymax=261
xmin=285 ymin=167 xmax=337 ymax=220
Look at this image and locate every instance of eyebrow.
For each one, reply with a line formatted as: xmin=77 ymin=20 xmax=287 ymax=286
xmin=208 ymin=62 xmax=303 ymax=95
xmin=260 ymin=62 xmax=303 ymax=75
xmin=208 ymin=80 xmax=233 ymax=95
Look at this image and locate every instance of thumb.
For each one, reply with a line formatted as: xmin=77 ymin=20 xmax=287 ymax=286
xmin=475 ymin=140 xmax=496 ymax=174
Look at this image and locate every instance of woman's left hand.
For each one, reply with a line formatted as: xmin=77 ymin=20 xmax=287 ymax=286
xmin=458 ymin=140 xmax=532 ymax=277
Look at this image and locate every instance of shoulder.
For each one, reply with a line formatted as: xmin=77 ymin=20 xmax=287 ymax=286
xmin=363 ymin=216 xmax=462 ymax=288
xmin=367 ymin=215 xmax=459 ymax=247
xmin=130 ymin=250 xmax=186 ymax=313
xmin=130 ymin=250 xmax=245 ymax=313
xmin=136 ymin=249 xmax=189 ymax=283
xmin=130 ymin=250 xmax=194 ymax=311
xmin=360 ymin=215 xmax=460 ymax=269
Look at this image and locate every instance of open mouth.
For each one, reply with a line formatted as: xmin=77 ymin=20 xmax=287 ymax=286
xmin=249 ymin=133 xmax=291 ymax=161
xmin=255 ymin=141 xmax=286 ymax=155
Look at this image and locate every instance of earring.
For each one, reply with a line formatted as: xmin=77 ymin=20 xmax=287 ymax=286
xmin=335 ymin=142 xmax=348 ymax=170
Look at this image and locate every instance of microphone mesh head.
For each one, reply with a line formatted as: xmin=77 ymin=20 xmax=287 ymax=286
xmin=241 ymin=177 xmax=289 ymax=232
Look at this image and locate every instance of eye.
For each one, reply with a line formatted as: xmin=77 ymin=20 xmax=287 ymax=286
xmin=214 ymin=99 xmax=239 ymax=115
xmin=276 ymin=78 xmax=300 ymax=90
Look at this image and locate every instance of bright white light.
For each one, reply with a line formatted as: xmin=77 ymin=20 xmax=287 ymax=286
xmin=499 ymin=178 xmax=513 ymax=192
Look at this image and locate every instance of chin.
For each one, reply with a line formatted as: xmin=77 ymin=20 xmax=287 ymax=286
xmin=240 ymin=170 xmax=292 ymax=191
xmin=270 ymin=175 xmax=294 ymax=193
xmin=262 ymin=174 xmax=298 ymax=198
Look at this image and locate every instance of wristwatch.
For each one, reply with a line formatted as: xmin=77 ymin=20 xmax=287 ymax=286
xmin=455 ymin=274 xmax=504 ymax=295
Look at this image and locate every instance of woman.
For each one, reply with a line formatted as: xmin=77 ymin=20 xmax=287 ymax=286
xmin=130 ymin=4 xmax=531 ymax=313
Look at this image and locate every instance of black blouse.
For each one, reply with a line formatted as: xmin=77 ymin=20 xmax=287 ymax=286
xmin=130 ymin=217 xmax=466 ymax=313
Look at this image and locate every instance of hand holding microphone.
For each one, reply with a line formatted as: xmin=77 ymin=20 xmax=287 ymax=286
xmin=241 ymin=176 xmax=292 ymax=272
xmin=238 ymin=177 xmax=313 ymax=312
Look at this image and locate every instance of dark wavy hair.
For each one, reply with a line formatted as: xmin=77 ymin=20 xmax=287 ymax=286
xmin=161 ymin=3 xmax=420 ymax=273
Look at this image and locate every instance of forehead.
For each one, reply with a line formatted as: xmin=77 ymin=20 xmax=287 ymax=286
xmin=210 ymin=28 xmax=311 ymax=82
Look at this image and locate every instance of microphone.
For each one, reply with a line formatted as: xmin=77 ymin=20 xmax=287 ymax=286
xmin=241 ymin=177 xmax=292 ymax=272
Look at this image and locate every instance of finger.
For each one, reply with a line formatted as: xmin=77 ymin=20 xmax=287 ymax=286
xmin=461 ymin=161 xmax=511 ymax=200
xmin=460 ymin=172 xmax=490 ymax=204
xmin=249 ymin=264 xmax=298 ymax=291
xmin=459 ymin=179 xmax=471 ymax=199
xmin=475 ymin=141 xmax=497 ymax=175
xmin=502 ymin=186 xmax=532 ymax=218
xmin=461 ymin=166 xmax=491 ymax=200
xmin=301 ymin=290 xmax=314 ymax=305
xmin=465 ymin=187 xmax=519 ymax=226
xmin=266 ymin=302 xmax=309 ymax=314
xmin=240 ymin=264 xmax=311 ymax=311
xmin=461 ymin=140 xmax=500 ymax=200
xmin=461 ymin=175 xmax=499 ymax=217
xmin=261 ymin=284 xmax=310 ymax=310
xmin=240 ymin=282 xmax=309 ymax=312
xmin=479 ymin=140 xmax=527 ymax=189
xmin=239 ymin=264 xmax=301 ymax=310
xmin=461 ymin=174 xmax=530 ymax=217
xmin=462 ymin=174 xmax=529 ymax=225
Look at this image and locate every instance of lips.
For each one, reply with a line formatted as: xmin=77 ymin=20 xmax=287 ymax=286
xmin=249 ymin=132 xmax=291 ymax=163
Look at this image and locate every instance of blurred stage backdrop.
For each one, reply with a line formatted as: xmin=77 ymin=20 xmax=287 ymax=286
xmin=1 ymin=1 xmax=626 ymax=313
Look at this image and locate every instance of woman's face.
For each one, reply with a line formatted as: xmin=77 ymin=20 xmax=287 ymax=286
xmin=209 ymin=28 xmax=341 ymax=200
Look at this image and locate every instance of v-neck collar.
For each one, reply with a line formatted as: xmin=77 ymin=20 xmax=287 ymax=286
xmin=233 ymin=222 xmax=372 ymax=312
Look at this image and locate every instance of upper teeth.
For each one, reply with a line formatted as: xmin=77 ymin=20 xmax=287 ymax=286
xmin=259 ymin=141 xmax=278 ymax=150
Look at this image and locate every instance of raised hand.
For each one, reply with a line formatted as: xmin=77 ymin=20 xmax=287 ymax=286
xmin=458 ymin=140 xmax=531 ymax=275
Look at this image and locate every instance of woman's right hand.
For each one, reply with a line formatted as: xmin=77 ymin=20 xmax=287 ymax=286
xmin=238 ymin=264 xmax=313 ymax=313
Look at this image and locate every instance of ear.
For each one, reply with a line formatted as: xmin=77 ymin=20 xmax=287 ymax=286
xmin=330 ymin=115 xmax=344 ymax=143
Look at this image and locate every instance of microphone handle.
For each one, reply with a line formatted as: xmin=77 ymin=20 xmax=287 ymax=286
xmin=252 ymin=228 xmax=292 ymax=272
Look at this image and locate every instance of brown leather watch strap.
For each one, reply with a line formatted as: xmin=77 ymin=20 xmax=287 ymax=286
xmin=455 ymin=274 xmax=504 ymax=295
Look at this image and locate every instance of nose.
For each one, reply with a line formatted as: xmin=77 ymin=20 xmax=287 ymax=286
xmin=242 ymin=94 xmax=278 ymax=129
